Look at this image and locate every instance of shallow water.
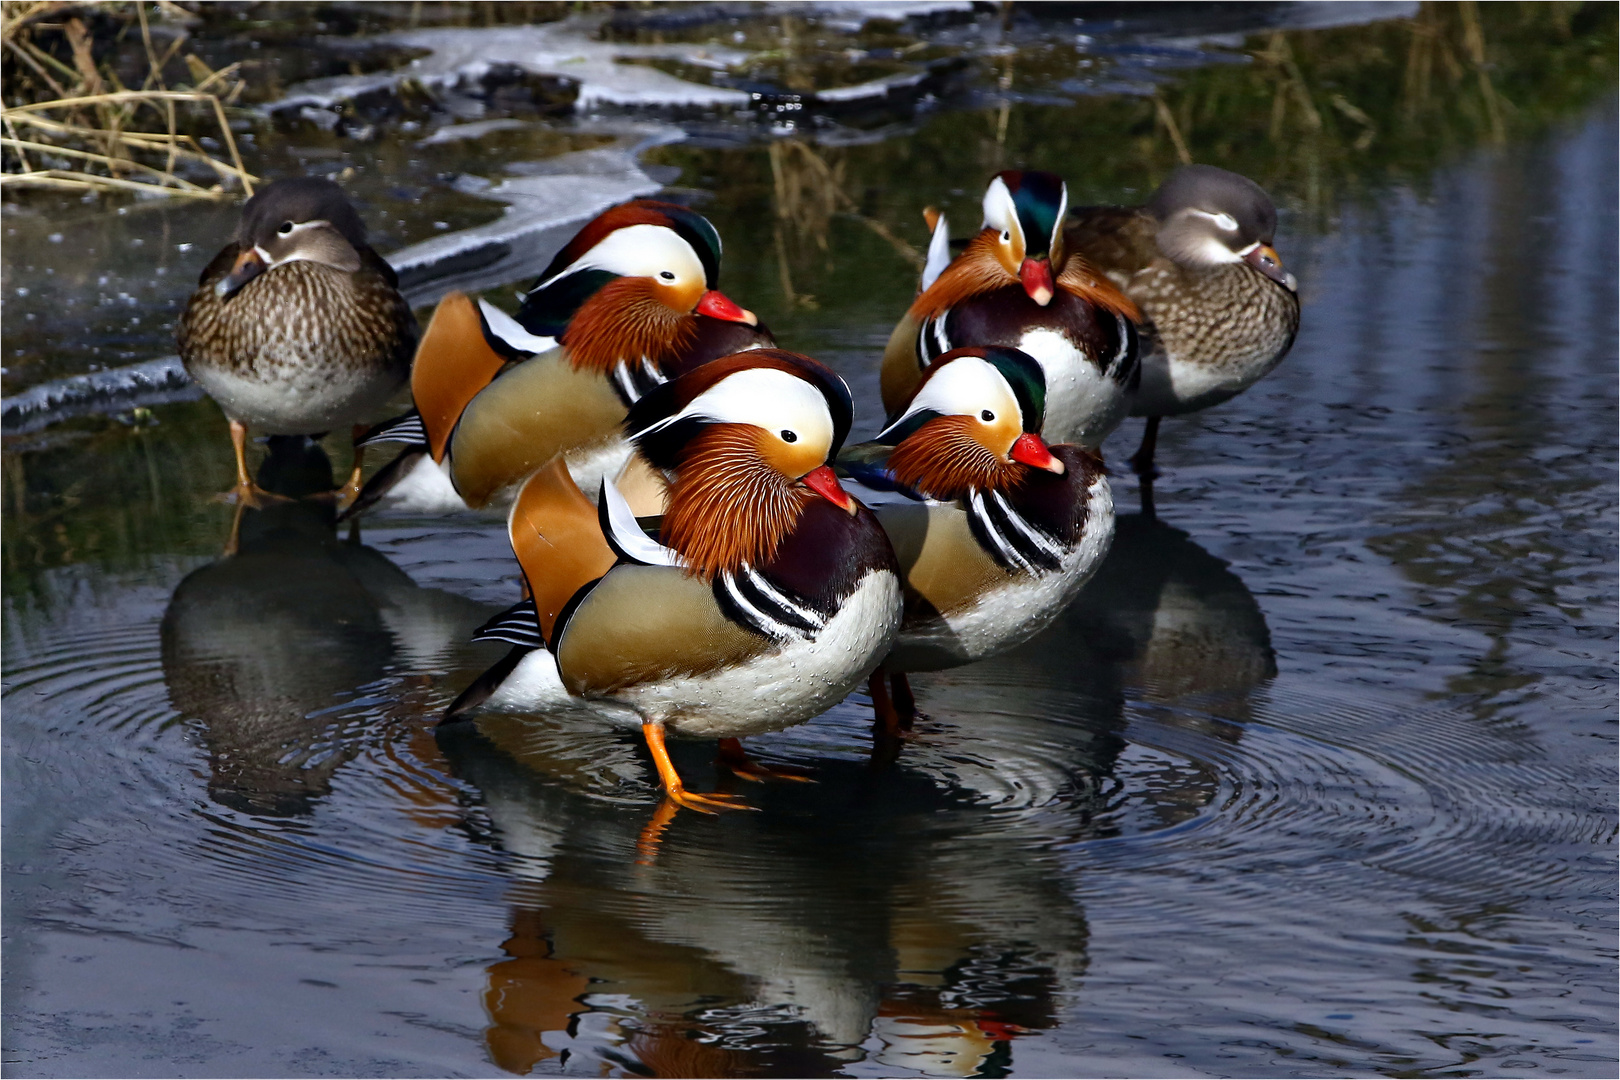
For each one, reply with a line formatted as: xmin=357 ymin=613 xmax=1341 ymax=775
xmin=3 ymin=5 xmax=1617 ymax=1078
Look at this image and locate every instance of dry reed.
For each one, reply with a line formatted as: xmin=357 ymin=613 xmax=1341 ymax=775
xmin=1 ymin=1 xmax=256 ymax=199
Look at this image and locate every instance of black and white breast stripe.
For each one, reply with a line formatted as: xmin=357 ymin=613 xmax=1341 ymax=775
xmin=609 ymin=355 xmax=671 ymax=407
xmin=470 ymin=598 xmax=546 ymax=649
xmin=1106 ymin=311 xmax=1138 ymax=383
xmin=967 ymin=488 xmax=1066 ymax=574
xmin=356 ymin=409 xmax=427 ymax=449
xmin=714 ymin=563 xmax=827 ymax=642
xmin=917 ymin=308 xmax=953 ymax=368
xmin=597 ymin=478 xmax=827 ymax=642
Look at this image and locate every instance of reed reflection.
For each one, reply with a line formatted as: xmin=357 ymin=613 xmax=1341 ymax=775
xmin=160 ymin=435 xmax=490 ymax=815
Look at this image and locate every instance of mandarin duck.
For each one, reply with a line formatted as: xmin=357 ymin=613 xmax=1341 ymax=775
xmin=177 ymin=177 xmax=417 ymax=509
xmin=1064 ymin=164 xmax=1299 ymax=505
xmin=441 ymin=349 xmax=903 ymax=814
xmin=842 ymin=345 xmax=1114 ymax=739
xmin=347 ymin=200 xmax=770 ymax=517
xmin=882 ymin=170 xmax=1141 ymax=449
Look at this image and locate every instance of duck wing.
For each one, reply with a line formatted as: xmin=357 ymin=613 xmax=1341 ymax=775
xmin=508 ymin=457 xmax=619 ymax=643
xmin=1064 ymin=205 xmax=1161 ymax=279
xmin=412 ymin=291 xmax=513 ymax=463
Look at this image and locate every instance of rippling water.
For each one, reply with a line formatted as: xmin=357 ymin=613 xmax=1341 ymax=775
xmin=4 ymin=5 xmax=1616 ymax=1077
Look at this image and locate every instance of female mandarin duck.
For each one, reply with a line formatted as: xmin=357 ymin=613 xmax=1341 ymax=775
xmin=882 ymin=170 xmax=1141 ymax=449
xmin=842 ymin=345 xmax=1114 ymax=737
xmin=442 ymin=350 xmax=903 ymax=813
xmin=177 ymin=177 xmax=417 ymax=508
xmin=348 ymin=199 xmax=770 ymax=517
xmin=1064 ymin=164 xmax=1299 ymax=499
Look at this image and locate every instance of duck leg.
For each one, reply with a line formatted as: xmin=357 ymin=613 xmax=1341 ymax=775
xmin=334 ymin=423 xmax=369 ymax=510
xmin=889 ymin=671 xmax=922 ymax=729
xmin=642 ymin=722 xmax=752 ymax=813
xmin=870 ymin=667 xmax=918 ymax=741
xmin=217 ymin=419 xmax=287 ymax=509
xmin=1129 ymin=416 xmax=1161 ymax=479
xmin=715 ymin=738 xmax=814 ymax=783
xmin=1129 ymin=416 xmax=1160 ymax=518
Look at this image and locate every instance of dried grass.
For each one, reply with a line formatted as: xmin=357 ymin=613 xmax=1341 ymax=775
xmin=1 ymin=0 xmax=256 ymax=200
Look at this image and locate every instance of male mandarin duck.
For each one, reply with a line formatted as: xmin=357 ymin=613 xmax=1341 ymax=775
xmin=442 ymin=349 xmax=903 ymax=813
xmin=177 ymin=177 xmax=417 ymax=508
xmin=347 ymin=199 xmax=771 ymax=517
xmin=1064 ymin=164 xmax=1300 ymax=494
xmin=882 ymin=170 xmax=1141 ymax=449
xmin=841 ymin=345 xmax=1114 ymax=737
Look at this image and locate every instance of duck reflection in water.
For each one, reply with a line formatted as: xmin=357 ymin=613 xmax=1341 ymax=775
xmin=1060 ymin=511 xmax=1276 ymax=714
xmin=437 ymin=715 xmax=1092 ymax=1077
xmin=891 ymin=510 xmax=1276 ymax=837
xmin=160 ymin=435 xmax=494 ymax=816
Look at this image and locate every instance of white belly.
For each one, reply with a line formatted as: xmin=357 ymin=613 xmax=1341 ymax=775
xmin=466 ymin=439 xmax=636 ymax=513
xmin=192 ymin=359 xmax=400 ymax=435
xmin=483 ymin=569 xmax=902 ymax=740
xmin=372 ymin=452 xmax=476 ymax=515
xmin=634 ymin=569 xmax=902 ymax=739
xmin=1018 ymin=328 xmax=1131 ymax=448
xmin=1130 ymin=341 xmax=1288 ymax=418
xmin=379 ymin=439 xmax=634 ymax=517
xmin=893 ymin=475 xmax=1114 ymax=671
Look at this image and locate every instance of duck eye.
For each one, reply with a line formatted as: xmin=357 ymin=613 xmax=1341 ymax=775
xmin=659 ymin=270 xmax=676 ymax=281
xmin=1001 ymin=230 xmax=1011 ymax=242
xmin=980 ymin=409 xmax=995 ymax=422
xmin=278 ymin=221 xmax=294 ymax=235
xmin=780 ymin=429 xmax=798 ymax=443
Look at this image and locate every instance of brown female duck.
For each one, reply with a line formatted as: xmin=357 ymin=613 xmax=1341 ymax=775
xmin=1064 ymin=164 xmax=1300 ymax=497
xmin=177 ymin=177 xmax=416 ymax=508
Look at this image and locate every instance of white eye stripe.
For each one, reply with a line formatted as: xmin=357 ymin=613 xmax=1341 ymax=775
xmin=1050 ymin=183 xmax=1069 ymax=253
xmin=920 ymin=210 xmax=952 ymax=292
xmin=632 ymin=368 xmax=836 ymax=455
xmin=258 ymin=219 xmax=324 ymax=261
xmin=273 ymin=219 xmax=327 ymax=237
xmin=1191 ymin=209 xmax=1240 ymax=232
xmin=880 ymin=355 xmax=1022 ymax=438
xmin=981 ymin=177 xmax=1023 ymax=248
xmin=535 ymin=224 xmax=704 ymax=292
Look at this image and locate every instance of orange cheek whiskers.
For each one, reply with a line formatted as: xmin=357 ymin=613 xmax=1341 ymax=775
xmin=659 ymin=425 xmax=809 ymax=580
xmin=908 ymin=231 xmax=1018 ymax=321
xmin=563 ymin=277 xmax=698 ymax=376
xmin=886 ymin=416 xmax=1022 ymax=501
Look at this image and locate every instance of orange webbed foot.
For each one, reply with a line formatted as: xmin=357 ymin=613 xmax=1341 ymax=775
xmin=665 ymin=786 xmax=755 ymax=814
xmin=213 ymin=480 xmax=290 ymax=511
xmin=308 ymin=473 xmax=363 ymax=511
xmin=642 ymin=722 xmax=756 ymax=815
xmin=715 ymin=738 xmax=814 ymax=784
xmin=331 ymin=427 xmax=369 ymax=512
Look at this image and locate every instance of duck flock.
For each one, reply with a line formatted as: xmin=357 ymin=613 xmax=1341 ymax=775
xmin=176 ymin=164 xmax=1299 ymax=822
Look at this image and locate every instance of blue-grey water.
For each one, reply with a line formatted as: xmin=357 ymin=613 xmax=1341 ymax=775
xmin=3 ymin=5 xmax=1615 ymax=1077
